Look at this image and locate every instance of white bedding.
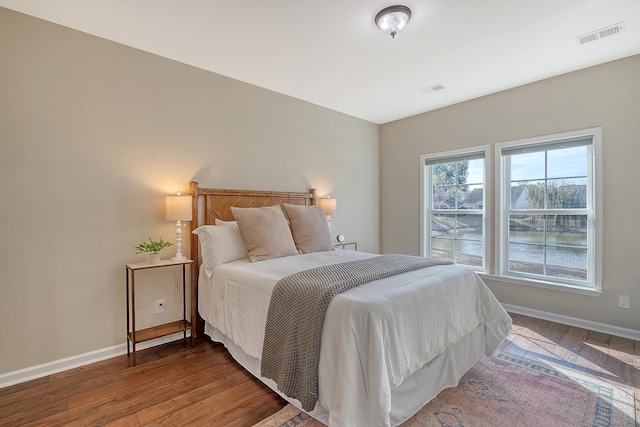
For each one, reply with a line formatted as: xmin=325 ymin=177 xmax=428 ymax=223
xmin=199 ymin=250 xmax=512 ymax=426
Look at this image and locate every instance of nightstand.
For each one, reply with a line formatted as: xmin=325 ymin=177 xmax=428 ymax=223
xmin=125 ymin=259 xmax=194 ymax=365
xmin=334 ymin=241 xmax=357 ymax=250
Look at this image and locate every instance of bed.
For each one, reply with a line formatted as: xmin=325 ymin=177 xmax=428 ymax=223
xmin=188 ymin=182 xmax=512 ymax=427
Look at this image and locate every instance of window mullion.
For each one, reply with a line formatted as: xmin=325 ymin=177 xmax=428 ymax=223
xmin=507 ymin=209 xmax=590 ymax=215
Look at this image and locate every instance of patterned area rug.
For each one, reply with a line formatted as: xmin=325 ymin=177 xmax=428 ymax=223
xmin=253 ymin=351 xmax=636 ymax=427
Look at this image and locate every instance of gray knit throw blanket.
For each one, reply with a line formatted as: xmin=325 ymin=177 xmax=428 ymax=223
xmin=260 ymin=254 xmax=451 ymax=411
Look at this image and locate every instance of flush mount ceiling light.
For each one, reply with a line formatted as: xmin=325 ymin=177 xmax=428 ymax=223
xmin=375 ymin=5 xmax=412 ymax=39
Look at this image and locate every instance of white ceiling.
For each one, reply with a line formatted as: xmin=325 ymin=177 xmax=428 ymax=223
xmin=2 ymin=0 xmax=639 ymax=124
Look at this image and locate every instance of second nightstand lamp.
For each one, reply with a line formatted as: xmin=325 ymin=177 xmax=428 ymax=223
xmin=318 ymin=196 xmax=337 ymax=232
xmin=165 ymin=191 xmax=192 ymax=261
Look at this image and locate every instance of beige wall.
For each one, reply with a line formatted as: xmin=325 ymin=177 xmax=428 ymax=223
xmin=0 ymin=8 xmax=379 ymax=374
xmin=381 ymin=55 xmax=640 ymax=331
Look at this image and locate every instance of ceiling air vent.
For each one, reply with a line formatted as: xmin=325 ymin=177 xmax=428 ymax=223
xmin=418 ymin=84 xmax=445 ymax=95
xmin=576 ymin=22 xmax=625 ymax=45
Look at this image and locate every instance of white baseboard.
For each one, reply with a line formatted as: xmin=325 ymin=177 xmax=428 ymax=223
xmin=3 ymin=306 xmax=638 ymax=390
xmin=502 ymin=303 xmax=640 ymax=340
xmin=0 ymin=331 xmax=190 ymax=389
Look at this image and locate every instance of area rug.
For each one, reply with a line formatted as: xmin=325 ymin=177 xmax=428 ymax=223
xmin=252 ymin=351 xmax=636 ymax=427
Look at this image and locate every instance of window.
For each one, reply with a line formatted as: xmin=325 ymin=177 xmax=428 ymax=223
xmin=420 ymin=128 xmax=602 ymax=293
xmin=497 ymin=128 xmax=602 ymax=290
xmin=421 ymin=147 xmax=488 ymax=270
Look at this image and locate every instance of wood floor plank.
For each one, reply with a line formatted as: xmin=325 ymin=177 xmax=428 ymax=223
xmin=0 ymin=316 xmax=637 ymax=426
xmin=542 ymin=320 xmax=570 ymax=343
xmin=78 ymin=371 xmax=252 ymax=427
xmin=574 ymin=336 xmax=608 ymax=377
xmin=585 ymin=330 xmax=612 ymax=347
xmin=523 ymin=317 xmax=552 ymax=338
xmin=508 ymin=313 xmax=534 ymax=329
xmin=149 ymin=380 xmax=268 ymax=426
xmin=0 ymin=376 xmax=49 ymax=398
xmin=604 ymin=335 xmax=636 ymax=386
xmin=0 ymin=397 xmax=68 ymax=426
xmin=508 ymin=317 xmax=558 ymax=362
xmin=546 ymin=325 xmax=589 ymax=369
xmin=133 ymin=371 xmax=253 ymax=425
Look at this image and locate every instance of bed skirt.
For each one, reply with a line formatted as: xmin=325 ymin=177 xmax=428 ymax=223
xmin=205 ymin=321 xmax=494 ymax=426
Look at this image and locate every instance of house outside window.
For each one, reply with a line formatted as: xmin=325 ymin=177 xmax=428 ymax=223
xmin=496 ymin=128 xmax=602 ymax=291
xmin=421 ymin=147 xmax=488 ymax=271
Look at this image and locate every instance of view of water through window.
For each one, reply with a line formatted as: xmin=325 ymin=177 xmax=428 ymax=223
xmin=429 ymin=157 xmax=484 ymax=268
xmin=506 ymin=145 xmax=590 ymax=282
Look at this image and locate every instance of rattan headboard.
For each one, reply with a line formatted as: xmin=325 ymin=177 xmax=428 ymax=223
xmin=188 ymin=181 xmax=317 ymax=335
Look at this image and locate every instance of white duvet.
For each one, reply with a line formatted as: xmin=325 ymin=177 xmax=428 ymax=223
xmin=199 ymin=250 xmax=512 ymax=426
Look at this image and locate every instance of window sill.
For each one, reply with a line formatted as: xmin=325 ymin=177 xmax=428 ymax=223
xmin=477 ymin=273 xmax=603 ymax=297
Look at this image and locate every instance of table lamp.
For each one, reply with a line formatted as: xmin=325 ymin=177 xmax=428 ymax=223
xmin=165 ymin=191 xmax=192 ymax=261
xmin=319 ymin=197 xmax=337 ymax=232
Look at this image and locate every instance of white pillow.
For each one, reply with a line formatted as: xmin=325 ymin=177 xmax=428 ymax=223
xmin=192 ymin=224 xmax=247 ymax=276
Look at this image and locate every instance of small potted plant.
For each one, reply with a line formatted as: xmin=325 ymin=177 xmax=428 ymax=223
xmin=135 ymin=237 xmax=173 ymax=264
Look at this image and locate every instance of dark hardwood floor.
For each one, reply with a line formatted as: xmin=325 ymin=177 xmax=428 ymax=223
xmin=1 ymin=313 xmax=638 ymax=426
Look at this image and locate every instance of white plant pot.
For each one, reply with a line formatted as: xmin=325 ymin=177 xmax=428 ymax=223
xmin=149 ymin=252 xmax=161 ymax=264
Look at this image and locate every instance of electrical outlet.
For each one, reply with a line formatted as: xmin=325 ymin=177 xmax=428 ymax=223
xmin=156 ymin=299 xmax=166 ymax=314
xmin=618 ymin=295 xmax=630 ymax=309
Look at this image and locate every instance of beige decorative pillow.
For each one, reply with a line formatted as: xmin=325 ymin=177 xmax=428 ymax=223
xmin=230 ymin=205 xmax=299 ymax=262
xmin=283 ymin=204 xmax=334 ymax=253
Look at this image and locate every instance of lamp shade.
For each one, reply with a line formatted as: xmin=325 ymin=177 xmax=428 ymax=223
xmin=165 ymin=195 xmax=192 ymax=221
xmin=319 ymin=197 xmax=337 ymax=215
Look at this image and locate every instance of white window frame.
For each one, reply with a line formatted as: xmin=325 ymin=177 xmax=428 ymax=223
xmin=420 ymin=145 xmax=490 ymax=272
xmin=494 ymin=127 xmax=603 ymax=294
